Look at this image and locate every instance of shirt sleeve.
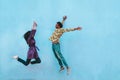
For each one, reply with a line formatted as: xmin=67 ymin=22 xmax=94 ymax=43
xmin=62 ymin=28 xmax=75 ymax=33
xmin=27 ymin=30 xmax=36 ymax=42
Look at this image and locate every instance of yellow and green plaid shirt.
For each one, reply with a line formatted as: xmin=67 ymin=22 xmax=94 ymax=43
xmin=49 ymin=28 xmax=75 ymax=43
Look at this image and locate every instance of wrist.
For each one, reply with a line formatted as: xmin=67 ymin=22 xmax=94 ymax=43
xmin=63 ymin=19 xmax=65 ymax=21
xmin=32 ymin=26 xmax=37 ymax=30
xmin=74 ymin=28 xmax=77 ymax=30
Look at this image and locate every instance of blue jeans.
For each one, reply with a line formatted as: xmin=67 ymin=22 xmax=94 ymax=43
xmin=52 ymin=43 xmax=68 ymax=68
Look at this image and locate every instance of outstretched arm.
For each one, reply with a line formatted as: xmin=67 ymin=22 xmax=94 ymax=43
xmin=61 ymin=16 xmax=67 ymax=25
xmin=74 ymin=27 xmax=82 ymax=30
xmin=63 ymin=27 xmax=82 ymax=32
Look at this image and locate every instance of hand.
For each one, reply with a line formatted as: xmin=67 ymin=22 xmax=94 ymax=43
xmin=75 ymin=27 xmax=82 ymax=30
xmin=33 ymin=21 xmax=37 ymax=27
xmin=63 ymin=16 xmax=67 ymax=21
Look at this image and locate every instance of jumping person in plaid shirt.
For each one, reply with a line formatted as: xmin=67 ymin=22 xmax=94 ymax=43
xmin=49 ymin=16 xmax=82 ymax=75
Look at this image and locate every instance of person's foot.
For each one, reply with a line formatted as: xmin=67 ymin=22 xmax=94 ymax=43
xmin=13 ymin=55 xmax=18 ymax=60
xmin=59 ymin=66 xmax=65 ymax=72
xmin=66 ymin=67 xmax=70 ymax=75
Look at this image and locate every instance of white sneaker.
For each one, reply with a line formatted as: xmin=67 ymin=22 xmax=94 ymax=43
xmin=67 ymin=67 xmax=70 ymax=75
xmin=13 ymin=55 xmax=18 ymax=59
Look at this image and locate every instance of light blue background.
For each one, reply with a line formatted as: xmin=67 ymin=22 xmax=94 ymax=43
xmin=0 ymin=0 xmax=120 ymax=80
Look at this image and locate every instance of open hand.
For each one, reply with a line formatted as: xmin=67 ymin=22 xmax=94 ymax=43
xmin=75 ymin=27 xmax=82 ymax=30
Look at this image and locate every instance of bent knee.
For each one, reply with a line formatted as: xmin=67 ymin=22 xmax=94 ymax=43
xmin=25 ymin=63 xmax=29 ymax=66
xmin=38 ymin=60 xmax=41 ymax=63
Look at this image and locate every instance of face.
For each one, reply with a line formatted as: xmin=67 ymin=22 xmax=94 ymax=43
xmin=55 ymin=23 xmax=60 ymax=29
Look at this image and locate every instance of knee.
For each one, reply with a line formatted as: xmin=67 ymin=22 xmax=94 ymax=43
xmin=38 ymin=59 xmax=41 ymax=63
xmin=25 ymin=62 xmax=30 ymax=66
xmin=25 ymin=63 xmax=29 ymax=66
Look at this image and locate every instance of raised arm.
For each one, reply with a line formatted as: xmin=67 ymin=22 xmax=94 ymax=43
xmin=28 ymin=21 xmax=37 ymax=40
xmin=32 ymin=21 xmax=37 ymax=30
xmin=61 ymin=16 xmax=67 ymax=25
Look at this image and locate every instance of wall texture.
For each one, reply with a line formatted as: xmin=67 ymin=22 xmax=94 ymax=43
xmin=0 ymin=0 xmax=120 ymax=80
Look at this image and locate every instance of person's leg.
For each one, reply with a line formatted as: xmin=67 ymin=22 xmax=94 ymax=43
xmin=56 ymin=43 xmax=68 ymax=68
xmin=31 ymin=57 xmax=41 ymax=64
xmin=55 ymin=43 xmax=70 ymax=74
xmin=17 ymin=57 xmax=31 ymax=66
xmin=58 ymin=52 xmax=69 ymax=67
xmin=58 ymin=52 xmax=70 ymax=74
xmin=52 ymin=43 xmax=65 ymax=72
xmin=52 ymin=44 xmax=63 ymax=67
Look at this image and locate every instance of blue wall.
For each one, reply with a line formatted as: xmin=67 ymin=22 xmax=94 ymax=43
xmin=0 ymin=0 xmax=120 ymax=80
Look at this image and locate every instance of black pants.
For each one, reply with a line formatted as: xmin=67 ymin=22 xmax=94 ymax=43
xmin=18 ymin=57 xmax=41 ymax=66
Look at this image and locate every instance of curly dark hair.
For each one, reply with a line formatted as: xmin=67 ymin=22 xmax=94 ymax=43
xmin=57 ymin=22 xmax=63 ymax=28
xmin=24 ymin=31 xmax=31 ymax=43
